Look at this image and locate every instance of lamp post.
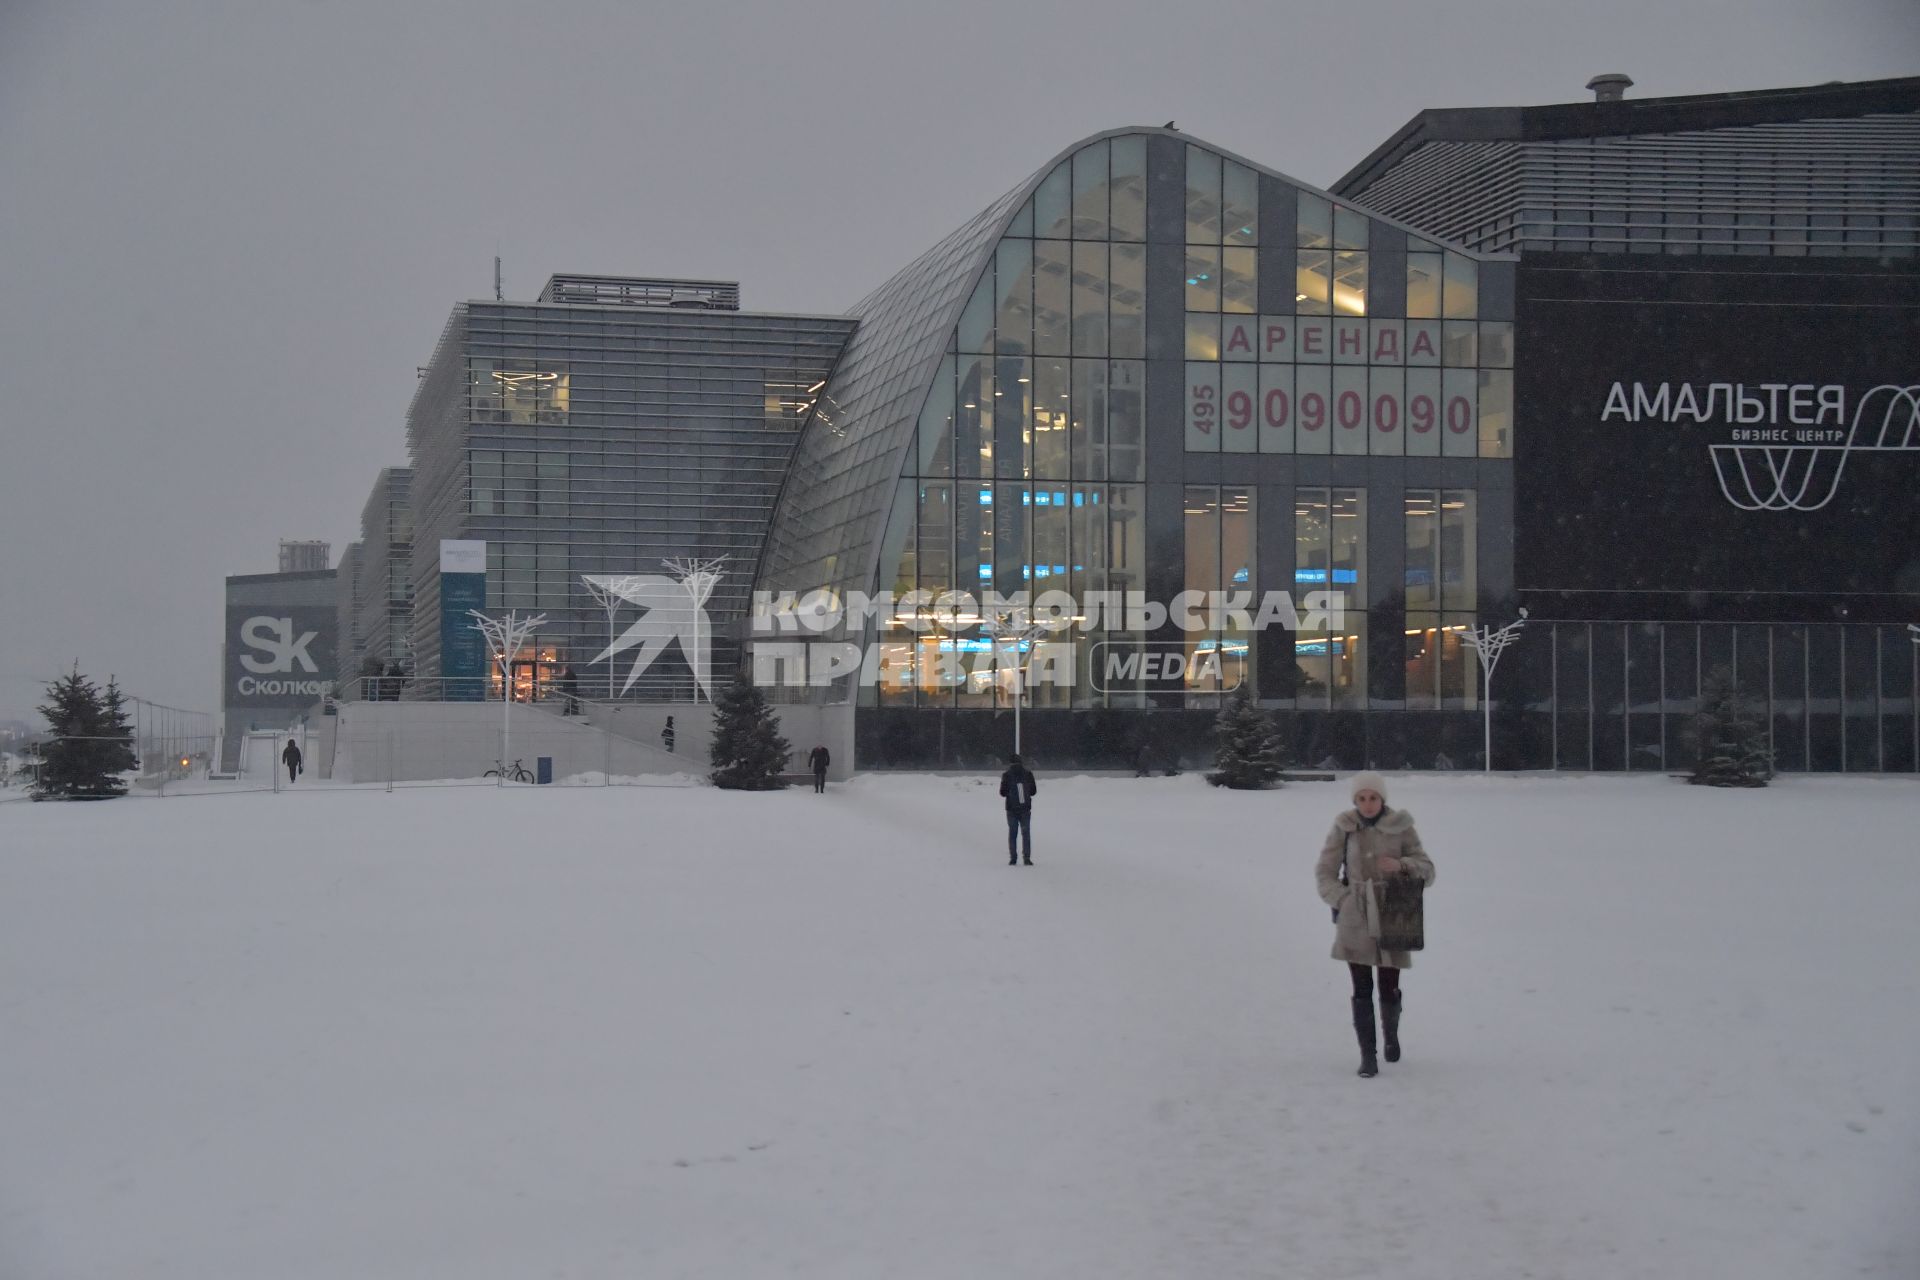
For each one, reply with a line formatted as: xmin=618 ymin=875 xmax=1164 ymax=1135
xmin=662 ymin=556 xmax=729 ymax=703
xmin=583 ymin=574 xmax=647 ymax=702
xmin=470 ymin=610 xmax=545 ymax=784
xmin=984 ymin=611 xmax=1047 ymax=757
xmin=1460 ymin=608 xmax=1529 ymax=773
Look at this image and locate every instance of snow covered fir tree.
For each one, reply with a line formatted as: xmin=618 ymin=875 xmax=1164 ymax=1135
xmin=1206 ymin=685 xmax=1288 ymax=789
xmin=33 ymin=666 xmax=137 ymax=800
xmin=707 ymin=672 xmax=792 ymax=790
xmin=1688 ymin=666 xmax=1774 ymax=788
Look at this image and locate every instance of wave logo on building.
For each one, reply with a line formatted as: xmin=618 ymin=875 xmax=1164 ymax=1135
xmin=1710 ymin=385 xmax=1920 ymax=512
xmin=586 ymin=559 xmax=724 ymax=698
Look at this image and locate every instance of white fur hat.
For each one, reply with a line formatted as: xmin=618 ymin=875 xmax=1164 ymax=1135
xmin=1349 ymin=771 xmax=1389 ymax=805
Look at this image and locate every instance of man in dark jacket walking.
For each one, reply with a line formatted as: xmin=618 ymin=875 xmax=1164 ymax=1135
xmin=807 ymin=744 xmax=830 ymax=793
xmin=281 ymin=738 xmax=302 ymax=784
xmin=999 ymin=753 xmax=1037 ymax=866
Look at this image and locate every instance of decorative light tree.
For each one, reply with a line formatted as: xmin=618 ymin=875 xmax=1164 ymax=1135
xmin=469 ymin=609 xmax=545 ymax=784
xmin=1460 ymin=607 xmax=1529 ymax=773
xmin=983 ymin=608 xmax=1048 ymax=757
xmin=583 ymin=574 xmax=649 ymax=701
xmin=662 ymin=556 xmax=729 ymax=703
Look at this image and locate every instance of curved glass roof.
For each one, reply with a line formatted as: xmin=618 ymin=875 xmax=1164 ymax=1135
xmin=756 ymin=128 xmax=1503 ymax=628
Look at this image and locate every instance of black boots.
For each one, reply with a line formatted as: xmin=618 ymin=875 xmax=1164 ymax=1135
xmin=1352 ymin=996 xmax=1378 ymax=1078
xmin=1381 ymin=992 xmax=1402 ymax=1064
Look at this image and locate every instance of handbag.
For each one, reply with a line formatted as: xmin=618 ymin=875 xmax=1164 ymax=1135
xmin=1377 ymin=873 xmax=1426 ymax=952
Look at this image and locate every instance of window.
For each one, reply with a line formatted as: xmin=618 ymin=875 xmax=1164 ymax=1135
xmin=470 ymin=450 xmax=501 ymax=515
xmin=1186 ymin=146 xmax=1222 ymax=244
xmin=1405 ymin=489 xmax=1478 ymax=709
xmin=1184 ymin=487 xmax=1256 ymax=702
xmin=1295 ymin=487 xmax=1365 ymax=707
xmin=1406 ymin=252 xmax=1442 ymax=319
xmin=471 ymin=361 xmax=569 ymax=424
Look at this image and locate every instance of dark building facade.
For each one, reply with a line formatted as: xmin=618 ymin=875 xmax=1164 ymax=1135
xmin=1330 ymin=76 xmax=1920 ymax=773
xmin=221 ymin=568 xmax=338 ymax=770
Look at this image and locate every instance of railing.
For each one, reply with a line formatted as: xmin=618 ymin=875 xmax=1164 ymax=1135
xmin=337 ymin=675 xmax=698 ymax=705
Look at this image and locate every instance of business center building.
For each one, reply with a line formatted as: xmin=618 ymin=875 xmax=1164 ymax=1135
xmin=1334 ymin=74 xmax=1920 ymax=772
xmin=357 ymin=74 xmax=1916 ymax=772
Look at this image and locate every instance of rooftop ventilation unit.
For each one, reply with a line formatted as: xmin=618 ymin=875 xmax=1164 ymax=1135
xmin=536 ymin=275 xmax=742 ymax=310
xmin=1586 ymin=73 xmax=1634 ymax=102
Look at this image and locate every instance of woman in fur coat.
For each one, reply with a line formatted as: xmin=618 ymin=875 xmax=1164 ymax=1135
xmin=1314 ymin=771 xmax=1436 ymax=1078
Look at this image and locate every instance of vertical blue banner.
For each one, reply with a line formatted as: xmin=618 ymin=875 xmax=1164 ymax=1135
xmin=438 ymin=540 xmax=488 ymax=700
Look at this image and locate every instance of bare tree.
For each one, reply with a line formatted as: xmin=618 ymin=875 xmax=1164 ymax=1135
xmin=582 ymin=575 xmax=649 ymax=701
xmin=469 ymin=610 xmax=545 ymax=783
xmin=1460 ymin=608 xmax=1529 ymax=772
xmin=662 ymin=556 xmax=729 ymax=703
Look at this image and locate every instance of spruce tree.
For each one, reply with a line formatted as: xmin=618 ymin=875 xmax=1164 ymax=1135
xmin=1206 ymin=685 xmax=1288 ymax=789
xmin=34 ymin=665 xmax=128 ymax=800
xmin=1688 ymin=665 xmax=1773 ymax=788
xmin=708 ymin=672 xmax=792 ymax=790
xmin=101 ymin=676 xmax=140 ymax=774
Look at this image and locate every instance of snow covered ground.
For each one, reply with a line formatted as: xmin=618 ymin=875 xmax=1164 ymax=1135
xmin=2 ymin=773 xmax=1915 ymax=1278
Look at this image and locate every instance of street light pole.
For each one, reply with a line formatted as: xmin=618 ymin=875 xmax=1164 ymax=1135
xmin=985 ymin=611 xmax=1046 ymax=757
xmin=1461 ymin=608 xmax=1529 ymax=772
xmin=470 ymin=610 xmax=545 ymax=784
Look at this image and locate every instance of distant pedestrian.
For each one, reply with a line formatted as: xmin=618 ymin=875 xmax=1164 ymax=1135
xmin=1134 ymin=742 xmax=1153 ymax=777
xmin=999 ymin=752 xmax=1037 ymax=866
xmin=661 ymin=716 xmax=676 ymax=754
xmin=281 ymin=737 xmax=303 ymax=784
xmin=1314 ymin=772 xmax=1436 ymax=1078
xmin=559 ymin=665 xmax=580 ymax=715
xmin=807 ymin=744 xmax=830 ymax=793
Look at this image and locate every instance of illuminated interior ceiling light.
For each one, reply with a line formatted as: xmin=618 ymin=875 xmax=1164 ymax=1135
xmin=806 ymin=380 xmax=826 ymax=393
xmin=1016 ymin=376 xmax=1030 ymax=383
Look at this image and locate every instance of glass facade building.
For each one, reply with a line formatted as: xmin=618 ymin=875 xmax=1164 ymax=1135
xmin=334 ymin=541 xmax=363 ymax=682
xmin=350 ymin=467 xmax=413 ymax=676
xmin=756 ymin=130 xmax=1524 ymax=768
xmin=403 ymin=281 xmax=856 ymax=699
xmin=341 ymin=78 xmax=1915 ymax=773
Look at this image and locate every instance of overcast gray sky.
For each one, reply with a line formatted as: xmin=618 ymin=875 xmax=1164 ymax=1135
xmin=1 ymin=0 xmax=1915 ymax=724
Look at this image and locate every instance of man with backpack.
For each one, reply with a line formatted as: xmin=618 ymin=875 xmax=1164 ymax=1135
xmin=999 ymin=753 xmax=1037 ymax=866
